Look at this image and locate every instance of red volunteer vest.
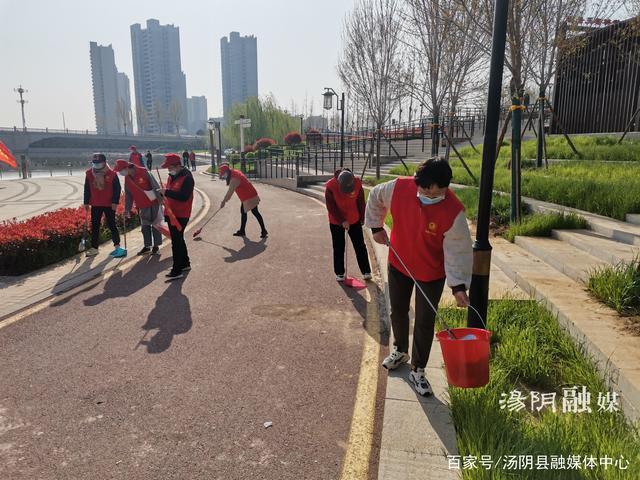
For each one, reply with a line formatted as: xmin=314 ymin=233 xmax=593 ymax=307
xmin=166 ymin=173 xmax=193 ymax=218
xmin=389 ymin=178 xmax=464 ymax=282
xmin=125 ymin=166 xmax=156 ymax=209
xmin=129 ymin=151 xmax=144 ymax=168
xmin=86 ymin=168 xmax=117 ymax=207
xmin=325 ymin=177 xmax=362 ymax=225
xmin=231 ymin=170 xmax=258 ymax=202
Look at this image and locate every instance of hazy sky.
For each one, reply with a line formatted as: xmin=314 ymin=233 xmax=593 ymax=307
xmin=0 ymin=0 xmax=354 ymax=131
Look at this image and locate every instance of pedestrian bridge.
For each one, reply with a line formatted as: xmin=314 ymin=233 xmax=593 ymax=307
xmin=0 ymin=126 xmax=205 ymax=155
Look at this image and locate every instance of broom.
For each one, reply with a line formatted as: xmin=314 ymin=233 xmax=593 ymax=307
xmin=192 ymin=208 xmax=222 ymax=239
xmin=343 ymin=229 xmax=366 ymax=289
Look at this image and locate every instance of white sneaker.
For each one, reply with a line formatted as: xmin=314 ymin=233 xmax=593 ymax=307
xmin=409 ymin=368 xmax=433 ymax=397
xmin=382 ymin=347 xmax=410 ymax=370
xmin=363 ymin=273 xmax=372 ymax=281
xmin=85 ymin=248 xmax=99 ymax=257
xmin=336 ymin=274 xmax=345 ymax=282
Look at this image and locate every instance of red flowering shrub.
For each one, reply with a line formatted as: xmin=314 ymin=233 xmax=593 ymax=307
xmin=254 ymin=137 xmax=276 ymax=150
xmin=305 ymin=128 xmax=323 ymax=145
xmin=243 ymin=144 xmax=255 ymax=153
xmin=0 ymin=198 xmax=138 ymax=276
xmin=284 ymin=132 xmax=302 ymax=146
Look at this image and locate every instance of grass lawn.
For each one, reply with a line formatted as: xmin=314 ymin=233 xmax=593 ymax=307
xmin=588 ymin=259 xmax=640 ymax=318
xmin=440 ymin=299 xmax=640 ymax=479
xmin=449 ymin=137 xmax=640 ymax=220
xmin=503 ymin=212 xmax=588 ymax=243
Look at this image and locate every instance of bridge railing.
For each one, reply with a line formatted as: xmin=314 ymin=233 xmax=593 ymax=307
xmin=0 ymin=126 xmax=200 ymax=139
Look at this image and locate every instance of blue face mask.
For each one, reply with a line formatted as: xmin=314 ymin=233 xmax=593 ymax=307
xmin=418 ymin=193 xmax=445 ymax=205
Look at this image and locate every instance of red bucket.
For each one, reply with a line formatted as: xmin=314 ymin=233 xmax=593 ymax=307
xmin=436 ymin=327 xmax=491 ymax=388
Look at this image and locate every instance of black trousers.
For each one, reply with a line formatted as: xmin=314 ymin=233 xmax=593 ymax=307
xmin=91 ymin=206 xmax=120 ymax=249
xmin=329 ymin=222 xmax=371 ymax=276
xmin=167 ymin=217 xmax=190 ymax=272
xmin=388 ymin=265 xmax=445 ymax=369
xmin=240 ymin=205 xmax=267 ymax=233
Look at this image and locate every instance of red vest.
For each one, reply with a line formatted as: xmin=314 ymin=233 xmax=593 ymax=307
xmin=125 ymin=166 xmax=157 ymax=209
xmin=231 ymin=170 xmax=258 ymax=201
xmin=389 ymin=178 xmax=464 ymax=282
xmin=166 ymin=173 xmax=193 ymax=218
xmin=129 ymin=151 xmax=144 ymax=168
xmin=325 ymin=176 xmax=362 ymax=225
xmin=86 ymin=168 xmax=117 ymax=207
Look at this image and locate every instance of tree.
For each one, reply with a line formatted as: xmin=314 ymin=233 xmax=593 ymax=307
xmin=402 ymin=0 xmax=487 ymax=155
xmin=152 ymin=100 xmax=166 ymax=135
xmin=168 ymin=100 xmax=184 ymax=137
xmin=222 ymin=96 xmax=298 ymax=148
xmin=338 ymin=0 xmax=406 ymax=178
xmin=116 ymin=98 xmax=132 ymax=135
xmin=135 ymin=102 xmax=149 ymax=135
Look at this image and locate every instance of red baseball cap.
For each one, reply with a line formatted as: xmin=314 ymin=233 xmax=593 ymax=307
xmin=114 ymin=159 xmax=132 ymax=172
xmin=160 ymin=153 xmax=182 ymax=168
xmin=128 ymin=145 xmax=137 ymax=151
xmin=218 ymin=163 xmax=230 ymax=176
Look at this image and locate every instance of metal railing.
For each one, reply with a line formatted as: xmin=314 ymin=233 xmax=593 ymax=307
xmin=0 ymin=126 xmax=199 ymax=139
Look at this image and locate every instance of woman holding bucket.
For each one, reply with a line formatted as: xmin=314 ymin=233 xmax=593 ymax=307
xmin=365 ymin=158 xmax=472 ymax=396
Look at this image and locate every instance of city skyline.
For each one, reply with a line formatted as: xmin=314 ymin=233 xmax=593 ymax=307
xmin=0 ymin=0 xmax=352 ymax=131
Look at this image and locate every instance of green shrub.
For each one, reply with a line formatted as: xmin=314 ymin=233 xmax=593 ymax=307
xmin=588 ymin=258 xmax=640 ymax=316
xmin=504 ymin=212 xmax=588 ymax=242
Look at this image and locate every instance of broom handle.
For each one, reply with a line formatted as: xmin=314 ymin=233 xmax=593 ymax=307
xmin=122 ymin=197 xmax=127 ymax=249
xmin=344 ymin=228 xmax=348 ymax=277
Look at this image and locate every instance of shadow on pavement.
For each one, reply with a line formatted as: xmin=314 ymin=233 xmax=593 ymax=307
xmin=222 ymin=237 xmax=267 ymax=263
xmin=392 ymin=364 xmax=459 ymax=456
xmin=340 ymin=281 xmax=388 ymax=347
xmin=137 ymin=278 xmax=192 ymax=354
xmin=82 ymin=256 xmax=170 ymax=307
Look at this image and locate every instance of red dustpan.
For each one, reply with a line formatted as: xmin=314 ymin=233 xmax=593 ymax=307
xmin=344 ymin=233 xmax=366 ymax=289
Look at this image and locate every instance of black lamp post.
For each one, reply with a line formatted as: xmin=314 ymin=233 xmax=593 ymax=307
xmin=207 ymin=119 xmax=216 ymax=175
xmin=468 ymin=0 xmax=510 ymax=329
xmin=208 ymin=119 xmax=222 ymax=174
xmin=323 ymin=88 xmax=345 ymax=168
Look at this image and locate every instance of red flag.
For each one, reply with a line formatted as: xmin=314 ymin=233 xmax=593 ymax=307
xmin=0 ymin=141 xmax=17 ymax=168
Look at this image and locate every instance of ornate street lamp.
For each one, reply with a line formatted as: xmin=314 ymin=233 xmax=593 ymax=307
xmin=323 ymin=87 xmax=345 ymax=168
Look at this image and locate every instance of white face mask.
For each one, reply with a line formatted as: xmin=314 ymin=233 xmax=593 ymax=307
xmin=168 ymin=168 xmax=179 ymax=176
xmin=418 ymin=193 xmax=445 ymax=205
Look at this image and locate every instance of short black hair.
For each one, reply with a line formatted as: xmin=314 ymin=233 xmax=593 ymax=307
xmin=414 ymin=157 xmax=452 ymax=188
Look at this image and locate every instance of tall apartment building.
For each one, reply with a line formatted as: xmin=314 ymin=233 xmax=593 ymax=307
xmin=90 ymin=42 xmax=122 ymax=135
xmin=187 ymin=96 xmax=208 ymax=134
xmin=220 ymin=32 xmax=258 ymax=118
xmin=130 ymin=19 xmax=188 ymax=135
xmin=116 ymin=72 xmax=133 ymax=134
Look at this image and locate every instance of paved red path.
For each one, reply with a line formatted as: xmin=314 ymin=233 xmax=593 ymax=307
xmin=0 ymin=178 xmax=384 ymax=479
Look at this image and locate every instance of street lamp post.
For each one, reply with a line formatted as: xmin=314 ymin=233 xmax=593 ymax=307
xmin=323 ymin=88 xmax=345 ymax=168
xmin=14 ymin=85 xmax=28 ymax=131
xmin=207 ymin=119 xmax=216 ymax=176
xmin=468 ymin=0 xmax=510 ymax=329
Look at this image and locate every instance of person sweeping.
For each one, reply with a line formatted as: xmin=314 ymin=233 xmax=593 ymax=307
xmin=218 ymin=163 xmax=268 ymax=238
xmin=325 ymin=168 xmax=372 ymax=282
xmin=83 ymin=153 xmax=125 ymax=258
xmin=129 ymin=145 xmax=145 ymax=168
xmin=365 ymin=158 xmax=472 ymax=396
xmin=159 ymin=153 xmax=194 ymax=280
xmin=114 ymin=159 xmax=163 ymax=255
